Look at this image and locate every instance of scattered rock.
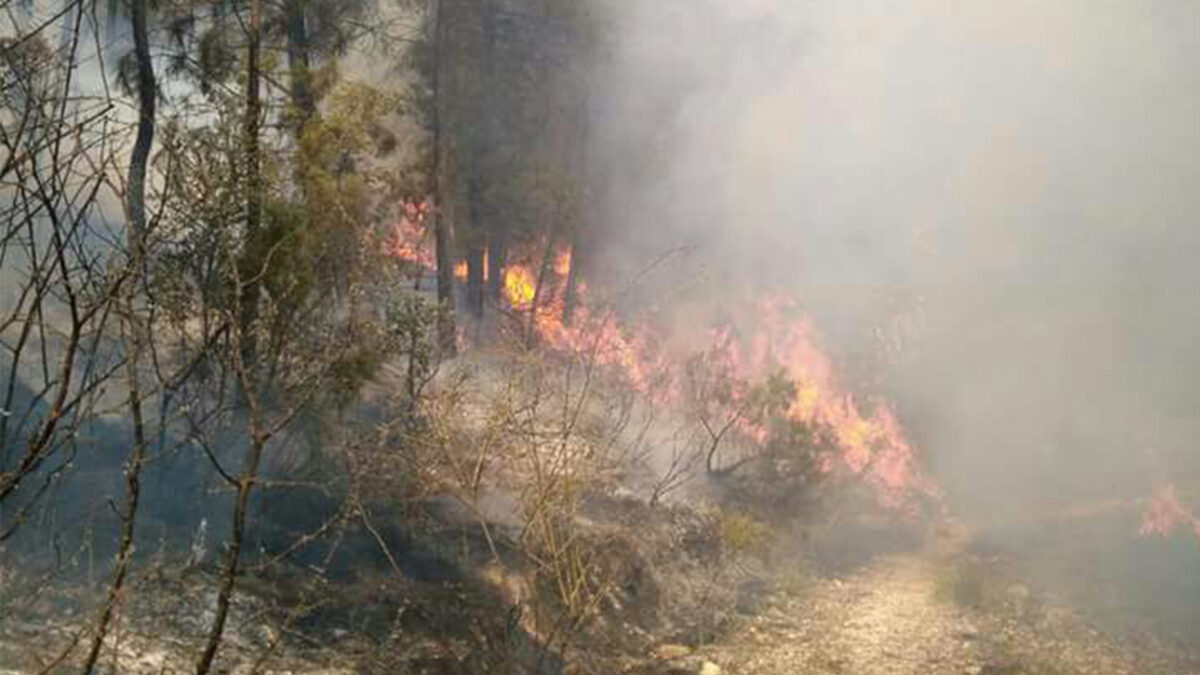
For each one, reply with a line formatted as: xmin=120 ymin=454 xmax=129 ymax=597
xmin=1005 ymin=584 xmax=1030 ymax=600
xmin=655 ymin=644 xmax=693 ymax=660
xmin=698 ymin=661 xmax=722 ymax=675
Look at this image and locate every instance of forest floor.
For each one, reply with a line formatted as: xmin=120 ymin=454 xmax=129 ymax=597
xmin=680 ymin=540 xmax=1200 ymax=675
xmin=3 ymin=518 xmax=1200 ymax=674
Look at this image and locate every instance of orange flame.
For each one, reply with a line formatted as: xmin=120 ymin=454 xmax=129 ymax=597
xmin=385 ymin=225 xmax=936 ymax=508
xmin=384 ymin=199 xmax=435 ymax=270
xmin=696 ymin=297 xmax=937 ymax=507
xmin=1140 ymin=484 xmax=1200 ymax=542
xmin=554 ymin=249 xmax=572 ymax=277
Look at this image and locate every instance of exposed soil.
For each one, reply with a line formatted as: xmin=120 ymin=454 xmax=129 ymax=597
xmin=683 ymin=545 xmax=1200 ymax=675
xmin=4 ymin=516 xmax=1199 ymax=675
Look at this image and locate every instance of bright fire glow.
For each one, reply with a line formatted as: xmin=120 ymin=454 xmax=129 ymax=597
xmin=383 ymin=218 xmax=937 ymax=508
xmin=687 ymin=297 xmax=937 ymax=506
xmin=504 ymin=265 xmax=537 ymax=309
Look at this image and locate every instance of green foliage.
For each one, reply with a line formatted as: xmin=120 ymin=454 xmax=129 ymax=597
xmin=684 ymin=344 xmax=796 ymax=435
xmin=744 ymin=370 xmax=798 ymax=427
xmin=385 ymin=293 xmax=438 ymax=363
xmin=327 ymin=343 xmax=386 ymax=399
xmin=384 ymin=292 xmax=442 ymax=409
xmin=720 ymin=511 xmax=776 ymax=559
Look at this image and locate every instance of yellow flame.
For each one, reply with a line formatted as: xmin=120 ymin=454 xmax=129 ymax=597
xmin=504 ymin=266 xmax=536 ymax=309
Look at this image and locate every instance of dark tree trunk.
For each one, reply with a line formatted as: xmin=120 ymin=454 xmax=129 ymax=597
xmin=196 ymin=431 xmax=266 ymax=675
xmin=464 ymin=161 xmax=486 ymax=319
xmin=83 ymin=323 xmax=148 ymax=674
xmin=562 ymin=235 xmax=582 ymax=326
xmin=431 ymin=0 xmax=456 ymax=355
xmin=236 ymin=0 xmax=264 ymax=365
xmin=82 ymin=0 xmax=155 ymax=667
xmin=466 ymin=242 xmax=485 ymax=318
xmin=199 ymin=3 xmax=265 ymax=666
xmin=485 ymin=230 xmax=507 ymax=303
xmin=125 ymin=0 xmax=155 ymax=244
xmin=284 ymin=0 xmax=314 ymax=126
xmin=526 ymin=231 xmax=558 ymax=347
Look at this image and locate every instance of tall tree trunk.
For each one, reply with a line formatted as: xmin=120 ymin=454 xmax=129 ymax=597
xmin=562 ymin=235 xmax=582 ymax=326
xmin=485 ymin=230 xmax=507 ymax=303
xmin=196 ymin=430 xmax=266 ymax=675
xmin=82 ymin=320 xmax=148 ymax=673
xmin=197 ymin=6 xmax=263 ymax=670
xmin=236 ymin=0 xmax=264 ymax=366
xmin=284 ymin=0 xmax=314 ymax=127
xmin=466 ymin=241 xmax=485 ymax=319
xmin=125 ymin=0 xmax=155 ymax=246
xmin=431 ymin=0 xmax=456 ymax=356
xmin=81 ymin=0 xmax=155 ymax=667
xmin=526 ymin=232 xmax=558 ymax=347
xmin=464 ymin=164 xmax=485 ymax=320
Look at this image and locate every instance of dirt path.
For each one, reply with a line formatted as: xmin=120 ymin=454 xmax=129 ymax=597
xmin=698 ymin=549 xmax=1200 ymax=675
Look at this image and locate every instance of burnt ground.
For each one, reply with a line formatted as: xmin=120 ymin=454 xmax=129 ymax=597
xmin=673 ymin=530 xmax=1200 ymax=675
xmin=691 ymin=553 xmax=1198 ymax=675
xmin=3 ymin=508 xmax=1200 ymax=675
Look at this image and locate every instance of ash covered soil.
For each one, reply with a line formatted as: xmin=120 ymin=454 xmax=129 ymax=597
xmin=5 ymin=535 xmax=1200 ymax=675
xmin=688 ymin=547 xmax=1200 ymax=675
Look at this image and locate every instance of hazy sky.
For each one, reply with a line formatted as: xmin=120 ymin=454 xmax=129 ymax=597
xmin=593 ymin=0 xmax=1200 ymax=515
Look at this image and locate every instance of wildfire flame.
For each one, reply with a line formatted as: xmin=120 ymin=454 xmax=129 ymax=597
xmin=381 ymin=217 xmax=1200 ymax=534
xmin=504 ymin=265 xmax=537 ymax=309
xmin=383 ymin=216 xmax=937 ymax=508
xmin=1140 ymin=484 xmax=1200 ymax=543
xmin=688 ymin=297 xmax=937 ymax=506
xmin=554 ymin=249 xmax=572 ymax=277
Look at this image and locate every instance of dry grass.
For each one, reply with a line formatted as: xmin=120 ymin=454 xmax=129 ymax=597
xmin=932 ymin=556 xmax=992 ymax=608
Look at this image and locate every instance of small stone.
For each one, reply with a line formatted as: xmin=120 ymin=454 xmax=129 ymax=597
xmin=1006 ymin=584 xmax=1030 ymax=600
xmin=965 ymin=666 xmax=983 ymax=675
xmin=698 ymin=661 xmax=722 ymax=675
xmin=655 ymin=644 xmax=693 ymax=660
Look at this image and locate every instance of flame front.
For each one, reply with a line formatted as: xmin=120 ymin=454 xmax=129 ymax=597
xmin=511 ymin=252 xmax=937 ymax=508
xmin=383 ymin=223 xmax=937 ymax=508
xmin=697 ymin=297 xmax=937 ymax=506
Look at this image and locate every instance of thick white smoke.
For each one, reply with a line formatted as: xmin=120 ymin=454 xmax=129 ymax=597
xmin=590 ymin=0 xmax=1200 ymax=518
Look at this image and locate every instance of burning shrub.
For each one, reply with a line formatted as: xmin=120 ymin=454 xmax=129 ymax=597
xmin=682 ymin=337 xmax=798 ymax=475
